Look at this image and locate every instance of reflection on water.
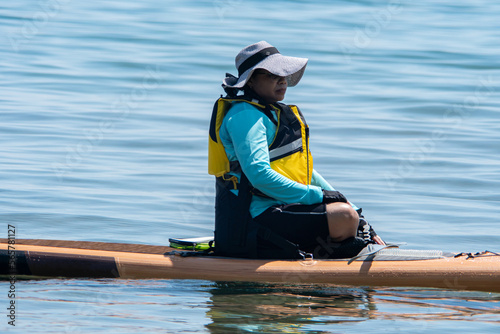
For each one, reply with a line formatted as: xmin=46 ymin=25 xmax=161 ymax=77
xmin=208 ymin=283 xmax=373 ymax=333
xmin=206 ymin=282 xmax=500 ymax=333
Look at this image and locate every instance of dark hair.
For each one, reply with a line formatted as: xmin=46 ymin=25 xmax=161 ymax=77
xmin=222 ymin=72 xmax=258 ymax=98
xmin=222 ymin=79 xmax=256 ymax=98
xmin=243 ymin=85 xmax=254 ymax=96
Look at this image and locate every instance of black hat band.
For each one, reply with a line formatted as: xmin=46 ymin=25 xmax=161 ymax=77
xmin=237 ymin=47 xmax=279 ymax=77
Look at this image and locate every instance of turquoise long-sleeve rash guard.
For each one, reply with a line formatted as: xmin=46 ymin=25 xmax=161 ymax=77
xmin=219 ymin=101 xmax=343 ymax=218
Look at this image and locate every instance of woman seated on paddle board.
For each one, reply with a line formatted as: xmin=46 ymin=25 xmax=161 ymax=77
xmin=209 ymin=41 xmax=384 ymax=259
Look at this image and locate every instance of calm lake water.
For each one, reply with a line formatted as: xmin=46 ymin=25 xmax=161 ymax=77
xmin=1 ymin=0 xmax=500 ymax=332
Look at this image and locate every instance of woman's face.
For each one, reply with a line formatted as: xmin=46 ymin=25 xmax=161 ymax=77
xmin=247 ymin=69 xmax=287 ymax=104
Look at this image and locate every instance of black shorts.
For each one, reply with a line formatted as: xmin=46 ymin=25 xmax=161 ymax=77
xmin=253 ymin=203 xmax=330 ymax=253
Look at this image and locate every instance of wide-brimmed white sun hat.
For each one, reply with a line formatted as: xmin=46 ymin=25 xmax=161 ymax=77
xmin=222 ymin=41 xmax=308 ymax=90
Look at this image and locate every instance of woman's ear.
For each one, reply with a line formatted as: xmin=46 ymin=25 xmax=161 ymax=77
xmin=246 ymin=78 xmax=253 ymax=89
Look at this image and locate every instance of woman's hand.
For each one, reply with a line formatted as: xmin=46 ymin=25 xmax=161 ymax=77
xmin=357 ymin=217 xmax=385 ymax=245
xmin=322 ymin=190 xmax=347 ymax=204
xmin=373 ymin=235 xmax=385 ymax=246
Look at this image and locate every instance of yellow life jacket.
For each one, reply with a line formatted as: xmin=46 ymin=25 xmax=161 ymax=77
xmin=209 ymin=95 xmax=313 ymax=259
xmin=208 ymin=96 xmax=313 ymax=188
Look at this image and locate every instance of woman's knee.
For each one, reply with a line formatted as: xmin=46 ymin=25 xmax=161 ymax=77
xmin=326 ymin=202 xmax=358 ymax=222
xmin=326 ymin=202 xmax=359 ymax=241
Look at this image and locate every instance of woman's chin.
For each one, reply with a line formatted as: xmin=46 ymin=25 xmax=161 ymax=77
xmin=275 ymin=91 xmax=286 ymax=101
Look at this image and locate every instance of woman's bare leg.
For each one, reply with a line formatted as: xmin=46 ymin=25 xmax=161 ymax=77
xmin=325 ymin=202 xmax=358 ymax=242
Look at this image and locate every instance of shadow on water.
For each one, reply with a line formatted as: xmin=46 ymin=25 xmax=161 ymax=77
xmin=205 ymin=282 xmax=500 ymax=333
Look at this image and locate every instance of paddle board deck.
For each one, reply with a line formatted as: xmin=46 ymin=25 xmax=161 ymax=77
xmin=1 ymin=239 xmax=499 ymax=293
